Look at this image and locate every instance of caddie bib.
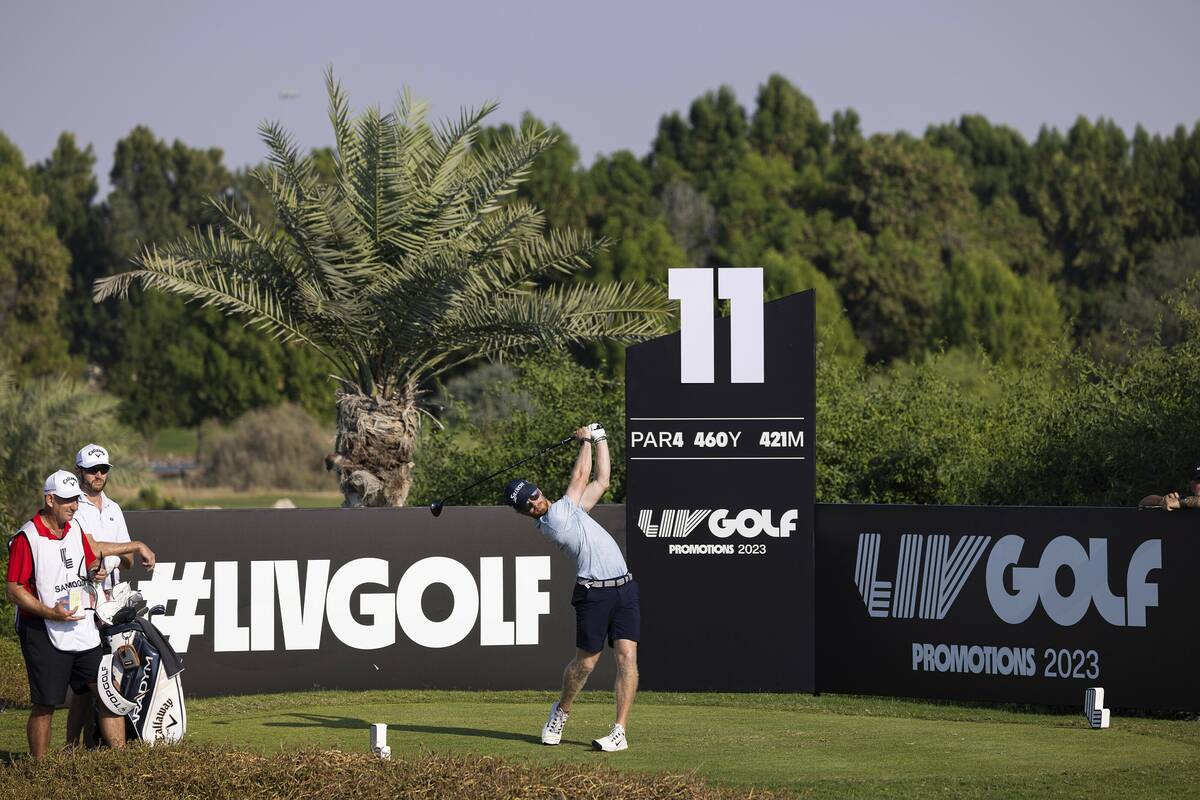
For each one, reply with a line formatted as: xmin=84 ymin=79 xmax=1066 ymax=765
xmin=18 ymin=518 xmax=100 ymax=652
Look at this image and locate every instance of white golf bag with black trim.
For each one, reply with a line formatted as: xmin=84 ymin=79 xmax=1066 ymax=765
xmin=95 ymin=584 xmax=187 ymax=744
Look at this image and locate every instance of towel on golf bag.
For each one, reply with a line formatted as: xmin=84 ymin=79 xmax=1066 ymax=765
xmin=97 ymin=615 xmax=187 ymax=744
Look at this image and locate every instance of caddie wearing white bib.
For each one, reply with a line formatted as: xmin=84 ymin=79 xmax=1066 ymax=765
xmin=6 ymin=471 xmax=157 ymax=759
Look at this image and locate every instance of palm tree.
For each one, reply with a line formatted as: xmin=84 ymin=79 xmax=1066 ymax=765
xmin=95 ymin=73 xmax=671 ymax=506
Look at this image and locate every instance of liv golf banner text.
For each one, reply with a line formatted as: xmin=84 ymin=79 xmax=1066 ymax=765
xmin=626 ymin=272 xmax=817 ymax=691
xmin=816 ymin=504 xmax=1198 ymax=709
xmin=125 ymin=506 xmax=624 ymax=696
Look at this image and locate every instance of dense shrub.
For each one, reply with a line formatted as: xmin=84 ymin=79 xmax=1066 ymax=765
xmin=817 ymin=297 xmax=1200 ymax=506
xmin=193 ymin=403 xmax=335 ymax=491
xmin=410 ymin=354 xmax=625 ymax=506
xmin=0 ymin=369 xmax=147 ymax=527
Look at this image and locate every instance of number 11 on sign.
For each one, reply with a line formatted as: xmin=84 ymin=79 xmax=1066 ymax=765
xmin=668 ymin=267 xmax=764 ymax=384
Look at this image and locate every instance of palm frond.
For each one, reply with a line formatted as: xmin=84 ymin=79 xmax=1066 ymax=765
xmin=99 ymin=73 xmax=673 ymax=401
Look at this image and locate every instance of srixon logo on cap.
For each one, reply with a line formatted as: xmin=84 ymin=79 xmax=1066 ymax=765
xmin=509 ymin=481 xmax=526 ymax=504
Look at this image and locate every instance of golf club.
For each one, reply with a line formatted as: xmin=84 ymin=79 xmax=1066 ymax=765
xmin=429 ymin=433 xmax=576 ymax=516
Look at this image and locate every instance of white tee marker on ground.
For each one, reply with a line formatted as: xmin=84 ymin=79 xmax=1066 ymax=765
xmin=1084 ymin=687 xmax=1111 ymax=729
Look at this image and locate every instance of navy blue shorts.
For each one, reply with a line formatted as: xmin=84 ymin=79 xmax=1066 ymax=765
xmin=571 ymin=578 xmax=640 ymax=653
xmin=17 ymin=616 xmax=102 ymax=708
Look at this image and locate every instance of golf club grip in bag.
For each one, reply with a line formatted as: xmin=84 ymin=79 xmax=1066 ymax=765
xmin=97 ymin=616 xmax=187 ymax=743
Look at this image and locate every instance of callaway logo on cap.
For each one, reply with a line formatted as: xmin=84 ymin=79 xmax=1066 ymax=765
xmin=44 ymin=470 xmax=83 ymax=499
xmin=76 ymin=443 xmax=112 ymax=469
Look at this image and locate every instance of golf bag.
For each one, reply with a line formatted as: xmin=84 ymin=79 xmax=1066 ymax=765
xmin=95 ymin=585 xmax=187 ymax=744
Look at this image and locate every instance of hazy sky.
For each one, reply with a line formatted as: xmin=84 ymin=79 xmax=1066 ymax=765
xmin=3 ymin=1 xmax=1198 ymax=193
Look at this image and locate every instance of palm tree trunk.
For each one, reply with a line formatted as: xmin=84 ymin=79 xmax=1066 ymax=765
xmin=327 ymin=388 xmax=420 ymax=507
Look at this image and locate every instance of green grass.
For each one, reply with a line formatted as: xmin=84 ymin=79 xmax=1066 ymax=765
xmin=115 ymin=487 xmax=344 ymax=509
xmin=3 ymin=689 xmax=1197 ymax=798
xmin=147 ymin=427 xmax=198 ymax=458
xmin=171 ymin=490 xmax=343 ymax=509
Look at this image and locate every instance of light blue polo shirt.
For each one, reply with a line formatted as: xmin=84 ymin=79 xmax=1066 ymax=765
xmin=536 ymin=496 xmax=628 ymax=581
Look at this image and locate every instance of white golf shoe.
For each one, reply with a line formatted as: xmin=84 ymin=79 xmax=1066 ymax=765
xmin=541 ymin=701 xmax=569 ymax=745
xmin=592 ymin=722 xmax=628 ymax=752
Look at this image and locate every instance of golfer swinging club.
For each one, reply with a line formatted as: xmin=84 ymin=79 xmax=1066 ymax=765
xmin=504 ymin=423 xmax=638 ymax=752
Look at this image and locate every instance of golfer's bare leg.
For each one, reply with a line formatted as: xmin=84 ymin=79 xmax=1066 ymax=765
xmin=27 ymin=705 xmax=53 ymax=759
xmin=558 ymin=648 xmax=601 ymax=713
xmin=93 ymin=686 xmax=126 ymax=748
xmin=65 ymin=689 xmax=90 ymax=746
xmin=613 ymin=639 xmax=638 ymax=728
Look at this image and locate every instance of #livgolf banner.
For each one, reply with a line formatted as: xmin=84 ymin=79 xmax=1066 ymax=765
xmin=124 ymin=506 xmax=625 ymax=696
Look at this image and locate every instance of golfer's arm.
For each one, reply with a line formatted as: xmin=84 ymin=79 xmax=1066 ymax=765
xmin=565 ymin=440 xmax=592 ymax=503
xmin=6 ymin=582 xmax=54 ymax=619
xmin=579 ymin=440 xmax=610 ymax=511
xmin=89 ymin=535 xmax=153 ymax=566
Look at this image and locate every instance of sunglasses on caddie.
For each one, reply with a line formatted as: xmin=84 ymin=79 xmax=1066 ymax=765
xmin=84 ymin=465 xmax=110 ymax=475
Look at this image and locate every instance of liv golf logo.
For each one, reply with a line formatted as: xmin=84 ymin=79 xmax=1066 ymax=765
xmin=854 ymin=533 xmax=1161 ymax=627
xmin=638 ymin=508 xmax=799 ymax=538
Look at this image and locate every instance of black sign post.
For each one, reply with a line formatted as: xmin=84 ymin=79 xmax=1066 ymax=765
xmin=625 ymin=278 xmax=816 ymax=691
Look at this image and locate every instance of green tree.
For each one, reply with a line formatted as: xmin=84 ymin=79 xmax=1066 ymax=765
xmin=749 ymin=74 xmax=830 ymax=174
xmin=759 ymin=249 xmax=864 ymax=362
xmin=924 ymin=114 xmax=1029 ymax=207
xmin=583 ymin=151 xmax=687 ymax=283
xmin=0 ymin=134 xmax=72 ymax=377
xmin=29 ymin=133 xmax=111 ymax=359
xmin=836 ymin=132 xmax=977 ymax=240
xmin=101 ymin=127 xmax=332 ymax=427
xmin=651 ymin=85 xmax=749 ymax=191
xmin=97 ymin=74 xmax=671 ymax=507
xmin=709 ymin=151 xmax=808 ymax=268
xmin=1023 ymin=118 xmax=1139 ymax=290
xmin=477 ymin=113 xmax=589 ymax=232
xmin=935 ymin=248 xmax=1065 ymax=363
xmin=1088 ymin=237 xmax=1200 ymax=357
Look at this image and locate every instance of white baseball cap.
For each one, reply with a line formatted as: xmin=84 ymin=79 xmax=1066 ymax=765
xmin=76 ymin=444 xmax=112 ymax=469
xmin=44 ymin=470 xmax=83 ymax=499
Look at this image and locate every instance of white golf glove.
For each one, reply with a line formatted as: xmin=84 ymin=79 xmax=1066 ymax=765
xmin=587 ymin=422 xmax=607 ymax=443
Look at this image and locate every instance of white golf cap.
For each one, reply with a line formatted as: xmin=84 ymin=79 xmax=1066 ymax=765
xmin=76 ymin=444 xmax=112 ymax=469
xmin=44 ymin=470 xmax=83 ymax=499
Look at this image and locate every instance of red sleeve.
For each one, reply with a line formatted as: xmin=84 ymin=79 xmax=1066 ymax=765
xmin=81 ymin=529 xmax=96 ymax=566
xmin=7 ymin=532 xmax=32 ymax=586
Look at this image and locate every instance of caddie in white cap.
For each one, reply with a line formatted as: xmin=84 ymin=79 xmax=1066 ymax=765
xmin=6 ymin=469 xmax=157 ymax=758
xmin=70 ymin=443 xmax=134 ymax=747
xmin=73 ymin=444 xmax=130 ymax=591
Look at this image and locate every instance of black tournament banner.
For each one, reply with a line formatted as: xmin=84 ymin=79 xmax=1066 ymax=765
xmin=124 ymin=505 xmax=625 ymax=697
xmin=626 ymin=271 xmax=816 ymax=691
xmin=816 ymin=504 xmax=1199 ymax=709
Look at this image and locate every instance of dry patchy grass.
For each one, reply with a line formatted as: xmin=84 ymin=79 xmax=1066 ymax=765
xmin=0 ymin=743 xmax=787 ymax=800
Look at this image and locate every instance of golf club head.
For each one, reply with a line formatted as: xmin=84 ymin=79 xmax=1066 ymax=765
xmin=430 ymin=500 xmax=444 ymax=517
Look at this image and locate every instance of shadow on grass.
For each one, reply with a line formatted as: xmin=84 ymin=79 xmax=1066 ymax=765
xmin=259 ymin=713 xmax=542 ymax=745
